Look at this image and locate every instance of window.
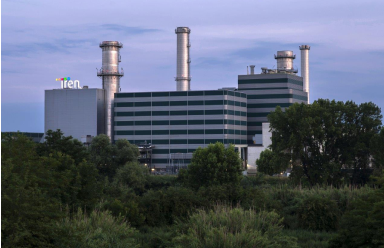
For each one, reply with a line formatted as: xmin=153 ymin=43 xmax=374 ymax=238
xmin=188 ymin=139 xmax=204 ymax=144
xmin=189 ymin=101 xmax=204 ymax=105
xmin=116 ymin=112 xmax=133 ymax=116
xmin=170 ymin=139 xmax=188 ymax=144
xmin=152 ymin=111 xmax=169 ymax=116
xmin=188 ymin=110 xmax=204 ymax=115
xmin=205 ymin=129 xmax=223 ymax=134
xmin=170 ymin=120 xmax=187 ymax=125
xmin=152 ymin=92 xmax=169 ymax=97
xmin=135 ymin=92 xmax=151 ymax=97
xmin=205 ymin=119 xmax=223 ymax=125
xmin=135 ymin=121 xmax=151 ymax=125
xmin=170 ymin=91 xmax=188 ymax=96
xmin=152 ymin=140 xmax=169 ymax=144
xmin=152 ymin=120 xmax=169 ymax=125
xmin=152 ymin=130 xmax=169 ymax=135
xmin=170 ymin=130 xmax=187 ymax=135
xmin=170 ymin=101 xmax=187 ymax=106
xmin=116 ymin=102 xmax=133 ymax=107
xmin=188 ymin=129 xmax=204 ymax=134
xmin=115 ymin=131 xmax=133 ymax=135
xmin=115 ymin=121 xmax=133 ymax=126
xmin=188 ymin=120 xmax=204 ymax=125
xmin=152 ymin=101 xmax=169 ymax=106
xmin=135 ymin=130 xmax=151 ymax=135
xmin=205 ymin=100 xmax=223 ymax=105
xmin=134 ymin=102 xmax=151 ymax=107
xmin=171 ymin=110 xmax=188 ymax=115
xmin=205 ymin=110 xmax=223 ymax=115
xmin=135 ymin=111 xmax=151 ymax=116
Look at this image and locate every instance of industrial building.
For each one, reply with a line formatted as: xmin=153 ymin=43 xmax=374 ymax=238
xmin=44 ymin=26 xmax=311 ymax=173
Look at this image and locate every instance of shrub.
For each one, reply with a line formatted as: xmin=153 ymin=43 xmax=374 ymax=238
xmin=54 ymin=208 xmax=139 ymax=248
xmin=297 ymin=195 xmax=340 ymax=231
xmin=173 ymin=205 xmax=298 ymax=248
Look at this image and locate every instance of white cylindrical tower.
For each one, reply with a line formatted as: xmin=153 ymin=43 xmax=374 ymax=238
xmin=97 ymin=41 xmax=124 ymax=140
xmin=275 ymin=51 xmax=295 ymax=70
xmin=175 ymin=27 xmax=191 ymax=91
xmin=299 ymin=45 xmax=310 ymax=103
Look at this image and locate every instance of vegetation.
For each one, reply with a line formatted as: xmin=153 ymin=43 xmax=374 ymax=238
xmin=258 ymin=99 xmax=382 ymax=186
xmin=2 ymin=99 xmax=384 ymax=247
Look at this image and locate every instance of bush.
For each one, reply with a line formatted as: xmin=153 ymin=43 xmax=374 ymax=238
xmin=297 ymin=195 xmax=340 ymax=231
xmin=173 ymin=205 xmax=298 ymax=248
xmin=54 ymin=208 xmax=139 ymax=248
xmin=330 ymin=187 xmax=384 ymax=248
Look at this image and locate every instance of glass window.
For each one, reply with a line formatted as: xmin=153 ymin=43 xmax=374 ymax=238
xmin=188 ymin=129 xmax=204 ymax=134
xmin=205 ymin=90 xmax=223 ymax=95
xmin=152 ymin=130 xmax=169 ymax=135
xmin=170 ymin=101 xmax=188 ymax=106
xmin=205 ymin=100 xmax=223 ymax=105
xmin=152 ymin=139 xmax=169 ymax=144
xmin=170 ymin=139 xmax=188 ymax=144
xmin=134 ymin=102 xmax=151 ymax=107
xmin=152 ymin=92 xmax=169 ymax=97
xmin=205 ymin=110 xmax=223 ymax=115
xmin=170 ymin=149 xmax=188 ymax=153
xmin=170 ymin=110 xmax=188 ymax=115
xmin=152 ymin=149 xmax=169 ymax=154
xmin=135 ymin=121 xmax=151 ymax=125
xmin=188 ymin=91 xmax=204 ymax=96
xmin=152 ymin=111 xmax=169 ymax=116
xmin=115 ymin=121 xmax=134 ymax=126
xmin=170 ymin=91 xmax=188 ymax=96
xmin=170 ymin=130 xmax=187 ymax=134
xmin=135 ymin=111 xmax=151 ymax=116
xmin=205 ymin=129 xmax=223 ymax=134
xmin=188 ymin=110 xmax=204 ymax=115
xmin=152 ymin=101 xmax=169 ymax=106
xmin=135 ymin=130 xmax=151 ymax=135
xmin=116 ymin=102 xmax=133 ymax=107
xmin=115 ymin=131 xmax=133 ymax=135
xmin=205 ymin=119 xmax=223 ymax=125
xmin=116 ymin=93 xmax=134 ymax=98
xmin=152 ymin=120 xmax=169 ymax=125
xmin=188 ymin=101 xmax=204 ymax=105
xmin=205 ymin=139 xmax=223 ymax=144
xmin=188 ymin=120 xmax=204 ymax=125
xmin=188 ymin=139 xmax=204 ymax=144
xmin=170 ymin=120 xmax=187 ymax=125
xmin=135 ymin=92 xmax=151 ymax=97
xmin=116 ymin=112 xmax=133 ymax=116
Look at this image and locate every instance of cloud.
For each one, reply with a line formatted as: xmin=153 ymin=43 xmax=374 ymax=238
xmin=99 ymin=24 xmax=160 ymax=35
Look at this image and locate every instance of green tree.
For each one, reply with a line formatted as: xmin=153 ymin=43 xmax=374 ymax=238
xmin=89 ymin=135 xmax=139 ymax=179
xmin=114 ymin=161 xmax=149 ymax=194
xmin=370 ymin=127 xmax=384 ymax=173
xmin=256 ymin=149 xmax=290 ymax=176
xmin=268 ymin=99 xmax=382 ymax=186
xmin=37 ymin=129 xmax=89 ymax=165
xmin=330 ymin=187 xmax=384 ymax=248
xmin=180 ymin=142 xmax=243 ymax=190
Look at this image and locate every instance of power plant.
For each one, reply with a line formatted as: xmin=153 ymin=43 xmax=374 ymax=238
xmin=44 ymin=27 xmax=311 ymax=173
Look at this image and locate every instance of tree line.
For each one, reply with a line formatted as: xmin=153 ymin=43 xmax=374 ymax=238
xmin=2 ymin=98 xmax=384 ymax=247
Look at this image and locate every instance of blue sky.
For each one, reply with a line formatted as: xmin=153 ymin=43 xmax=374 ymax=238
xmin=2 ymin=0 xmax=384 ymax=132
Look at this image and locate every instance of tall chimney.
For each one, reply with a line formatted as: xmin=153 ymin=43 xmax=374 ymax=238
xmin=299 ymin=45 xmax=310 ymax=103
xmin=175 ymin=27 xmax=191 ymax=91
xmin=97 ymin=41 xmax=124 ymax=140
xmin=250 ymin=65 xmax=255 ymax=75
xmin=275 ymin=50 xmax=295 ymax=70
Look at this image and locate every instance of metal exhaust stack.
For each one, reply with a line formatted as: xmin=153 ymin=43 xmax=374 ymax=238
xmin=97 ymin=41 xmax=124 ymax=140
xmin=299 ymin=45 xmax=310 ymax=103
xmin=250 ymin=65 xmax=255 ymax=75
xmin=175 ymin=27 xmax=191 ymax=91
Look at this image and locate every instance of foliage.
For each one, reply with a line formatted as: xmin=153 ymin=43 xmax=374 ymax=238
xmin=370 ymin=126 xmax=384 ymax=173
xmin=330 ymin=187 xmax=384 ymax=248
xmin=180 ymin=142 xmax=243 ymax=189
xmin=268 ymin=99 xmax=382 ymax=186
xmin=54 ymin=208 xmax=139 ymax=248
xmin=89 ymin=135 xmax=139 ymax=179
xmin=38 ymin=129 xmax=89 ymax=165
xmin=114 ymin=161 xmax=149 ymax=194
xmin=282 ymin=230 xmax=336 ymax=248
xmin=256 ymin=149 xmax=290 ymax=176
xmin=296 ymin=195 xmax=340 ymax=231
xmin=173 ymin=205 xmax=299 ymax=248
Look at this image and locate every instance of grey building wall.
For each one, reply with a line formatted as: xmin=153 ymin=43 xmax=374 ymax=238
xmin=114 ymin=90 xmax=247 ymax=169
xmin=45 ymin=88 xmax=105 ymax=141
xmin=237 ymin=73 xmax=308 ymax=145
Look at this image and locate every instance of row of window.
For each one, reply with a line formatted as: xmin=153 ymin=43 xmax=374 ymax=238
xmin=115 ymin=129 xmax=247 ymax=135
xmin=247 ymin=103 xmax=293 ymax=108
xmin=115 ymin=100 xmax=247 ymax=107
xmin=238 ymin=78 xmax=303 ymax=86
xmin=247 ymin=112 xmax=270 ymax=118
xmin=247 ymin=94 xmax=307 ymax=101
xmin=116 ymin=90 xmax=247 ymax=98
xmin=115 ymin=110 xmax=247 ymax=117
xmin=125 ymin=139 xmax=247 ymax=145
xmin=115 ymin=119 xmax=247 ymax=126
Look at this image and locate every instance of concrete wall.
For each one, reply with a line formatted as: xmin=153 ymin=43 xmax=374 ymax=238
xmin=45 ymin=88 xmax=104 ymax=141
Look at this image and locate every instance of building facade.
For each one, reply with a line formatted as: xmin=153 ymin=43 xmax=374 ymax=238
xmin=113 ymin=90 xmax=248 ymax=170
xmin=45 ymin=88 xmax=105 ymax=141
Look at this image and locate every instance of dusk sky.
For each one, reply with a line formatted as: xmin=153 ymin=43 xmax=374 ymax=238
xmin=2 ymin=0 xmax=384 ymax=132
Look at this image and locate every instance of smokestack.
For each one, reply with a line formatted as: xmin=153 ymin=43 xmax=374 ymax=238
xmin=97 ymin=41 xmax=124 ymax=140
xmin=275 ymin=51 xmax=295 ymax=70
xmin=299 ymin=45 xmax=310 ymax=103
xmin=175 ymin=27 xmax=191 ymax=91
xmin=250 ymin=65 xmax=255 ymax=75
